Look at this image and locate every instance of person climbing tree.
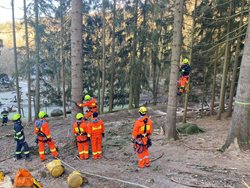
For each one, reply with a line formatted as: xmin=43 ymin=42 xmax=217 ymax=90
xmin=34 ymin=111 xmax=59 ymax=161
xmin=1 ymin=108 xmax=9 ymax=126
xmin=132 ymin=106 xmax=153 ymax=168
xmin=78 ymin=94 xmax=98 ymax=120
xmin=73 ymin=113 xmax=89 ymax=160
xmin=12 ymin=114 xmax=31 ymax=161
xmin=177 ymin=58 xmax=191 ymax=96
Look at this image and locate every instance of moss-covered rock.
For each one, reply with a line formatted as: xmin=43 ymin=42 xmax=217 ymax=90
xmin=177 ymin=123 xmax=204 ymax=134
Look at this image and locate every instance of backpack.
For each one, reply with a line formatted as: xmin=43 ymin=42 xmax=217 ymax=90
xmin=13 ymin=169 xmax=34 ymax=188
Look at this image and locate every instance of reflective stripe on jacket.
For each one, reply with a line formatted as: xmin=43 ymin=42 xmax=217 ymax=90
xmin=87 ymin=118 xmax=105 ymax=136
xmin=132 ymin=115 xmax=153 ymax=140
xmin=34 ymin=119 xmax=51 ymax=140
xmin=14 ymin=120 xmax=25 ymax=141
xmin=78 ymin=97 xmax=97 ymax=109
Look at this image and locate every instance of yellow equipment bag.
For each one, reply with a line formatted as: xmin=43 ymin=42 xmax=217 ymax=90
xmin=46 ymin=160 xmax=64 ymax=178
xmin=13 ymin=169 xmax=34 ymax=188
xmin=67 ymin=171 xmax=83 ymax=188
xmin=0 ymin=171 xmax=4 ymax=182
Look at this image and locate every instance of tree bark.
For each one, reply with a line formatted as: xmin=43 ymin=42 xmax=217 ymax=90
xmin=217 ymin=1 xmax=233 ymax=120
xmin=182 ymin=0 xmax=197 ymax=123
xmin=11 ymin=0 xmax=21 ymax=115
xmin=210 ymin=48 xmax=219 ymax=115
xmin=34 ymin=0 xmax=40 ymax=118
xmin=227 ymin=12 xmax=243 ymax=117
xmin=128 ymin=0 xmax=139 ymax=109
xmin=98 ymin=61 xmax=101 ymax=114
xmin=60 ymin=0 xmax=67 ymax=118
xmin=221 ymin=11 xmax=250 ymax=151
xmin=108 ymin=0 xmax=116 ymax=112
xmin=23 ymin=0 xmax=31 ymax=121
xmin=165 ymin=0 xmax=184 ymax=139
xmin=71 ymin=0 xmax=83 ymax=119
xmin=100 ymin=0 xmax=106 ymax=113
xmin=151 ymin=1 xmax=162 ymax=106
xmin=137 ymin=0 xmax=148 ymax=107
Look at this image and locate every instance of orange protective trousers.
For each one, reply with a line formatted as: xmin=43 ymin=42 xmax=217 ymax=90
xmin=76 ymin=140 xmax=89 ymax=159
xmin=138 ymin=148 xmax=150 ymax=168
xmin=136 ymin=137 xmax=150 ymax=168
xmin=178 ymin=76 xmax=189 ymax=93
xmin=91 ymin=135 xmax=102 ymax=159
xmin=38 ymin=140 xmax=58 ymax=161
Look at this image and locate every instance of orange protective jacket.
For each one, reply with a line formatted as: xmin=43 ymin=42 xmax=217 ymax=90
xmin=72 ymin=120 xmax=89 ymax=143
xmin=78 ymin=97 xmax=97 ymax=110
xmin=132 ymin=115 xmax=153 ymax=140
xmin=34 ymin=118 xmax=51 ymax=141
xmin=88 ymin=118 xmax=105 ymax=136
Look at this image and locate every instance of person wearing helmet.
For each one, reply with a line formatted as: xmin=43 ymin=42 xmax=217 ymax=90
xmin=72 ymin=113 xmax=89 ymax=160
xmin=12 ymin=113 xmax=31 ymax=161
xmin=78 ymin=95 xmax=98 ymax=120
xmin=1 ymin=108 xmax=9 ymax=126
xmin=132 ymin=107 xmax=153 ymax=168
xmin=177 ymin=58 xmax=191 ymax=95
xmin=87 ymin=112 xmax=105 ymax=160
xmin=34 ymin=111 xmax=58 ymax=161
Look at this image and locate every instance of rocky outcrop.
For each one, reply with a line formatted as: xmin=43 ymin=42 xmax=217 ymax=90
xmin=50 ymin=109 xmax=63 ymax=117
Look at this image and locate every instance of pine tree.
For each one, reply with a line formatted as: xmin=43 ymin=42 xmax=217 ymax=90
xmin=165 ymin=0 xmax=184 ymax=139
xmin=71 ymin=0 xmax=83 ymax=119
xmin=221 ymin=11 xmax=250 ymax=151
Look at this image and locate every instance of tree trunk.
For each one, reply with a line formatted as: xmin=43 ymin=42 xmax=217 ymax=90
xmin=98 ymin=61 xmax=101 ymax=114
xmin=11 ymin=0 xmax=21 ymax=115
xmin=100 ymin=0 xmax=106 ymax=113
xmin=34 ymin=0 xmax=40 ymax=118
xmin=152 ymin=60 xmax=157 ymax=105
xmin=136 ymin=0 xmax=148 ymax=107
xmin=210 ymin=47 xmax=219 ymax=115
xmin=221 ymin=11 xmax=250 ymax=151
xmin=183 ymin=0 xmax=197 ymax=123
xmin=217 ymin=1 xmax=233 ymax=120
xmin=60 ymin=0 xmax=67 ymax=118
xmin=201 ymin=68 xmax=208 ymax=117
xmin=151 ymin=1 xmax=161 ymax=106
xmin=71 ymin=0 xmax=83 ymax=119
xmin=165 ymin=0 xmax=184 ymax=139
xmin=109 ymin=0 xmax=116 ymax=112
xmin=227 ymin=12 xmax=243 ymax=117
xmin=133 ymin=0 xmax=140 ymax=108
xmin=128 ymin=0 xmax=139 ymax=109
xmin=23 ymin=0 xmax=31 ymax=121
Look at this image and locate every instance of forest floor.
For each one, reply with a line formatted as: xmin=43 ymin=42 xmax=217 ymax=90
xmin=1 ymin=104 xmax=250 ymax=188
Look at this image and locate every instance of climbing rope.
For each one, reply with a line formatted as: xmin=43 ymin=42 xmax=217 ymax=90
xmin=56 ymin=157 xmax=150 ymax=188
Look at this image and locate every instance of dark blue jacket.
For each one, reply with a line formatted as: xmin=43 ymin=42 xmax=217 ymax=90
xmin=179 ymin=64 xmax=191 ymax=76
xmin=1 ymin=110 xmax=8 ymax=117
xmin=14 ymin=120 xmax=25 ymax=142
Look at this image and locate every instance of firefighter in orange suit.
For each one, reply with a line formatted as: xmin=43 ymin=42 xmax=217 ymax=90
xmin=177 ymin=58 xmax=191 ymax=96
xmin=78 ymin=95 xmax=98 ymax=120
xmin=73 ymin=113 xmax=89 ymax=160
xmin=87 ymin=112 xmax=105 ymax=159
xmin=34 ymin=111 xmax=59 ymax=161
xmin=132 ymin=106 xmax=153 ymax=168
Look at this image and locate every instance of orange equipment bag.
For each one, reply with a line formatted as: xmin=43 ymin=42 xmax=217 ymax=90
xmin=13 ymin=169 xmax=34 ymax=188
